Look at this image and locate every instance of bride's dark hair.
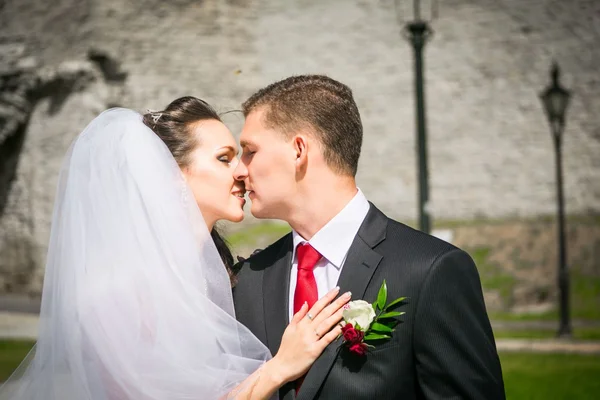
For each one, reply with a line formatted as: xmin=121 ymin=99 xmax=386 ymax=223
xmin=142 ymin=96 xmax=236 ymax=284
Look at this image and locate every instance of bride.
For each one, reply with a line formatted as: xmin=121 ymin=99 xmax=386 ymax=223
xmin=0 ymin=97 xmax=349 ymax=399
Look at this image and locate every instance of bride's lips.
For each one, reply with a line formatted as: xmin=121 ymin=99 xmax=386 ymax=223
xmin=231 ymin=190 xmax=246 ymax=206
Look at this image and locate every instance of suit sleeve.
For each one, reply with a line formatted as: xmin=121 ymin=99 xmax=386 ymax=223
xmin=413 ymin=248 xmax=506 ymax=399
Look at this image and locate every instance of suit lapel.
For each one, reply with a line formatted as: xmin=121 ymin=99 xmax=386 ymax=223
xmin=262 ymin=233 xmax=293 ymax=356
xmin=297 ymin=204 xmax=387 ymax=400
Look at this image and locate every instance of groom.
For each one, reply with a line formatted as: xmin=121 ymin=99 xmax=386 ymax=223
xmin=232 ymin=75 xmax=505 ymax=399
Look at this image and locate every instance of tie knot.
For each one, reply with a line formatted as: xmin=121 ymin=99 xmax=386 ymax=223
xmin=296 ymin=243 xmax=322 ymax=271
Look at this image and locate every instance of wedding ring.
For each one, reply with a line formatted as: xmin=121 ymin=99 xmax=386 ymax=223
xmin=307 ymin=313 xmax=314 ymax=320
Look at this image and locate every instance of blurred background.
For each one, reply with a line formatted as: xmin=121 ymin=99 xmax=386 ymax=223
xmin=1 ymin=0 xmax=599 ymax=398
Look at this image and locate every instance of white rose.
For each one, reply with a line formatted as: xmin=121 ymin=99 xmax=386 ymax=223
xmin=342 ymin=300 xmax=376 ymax=331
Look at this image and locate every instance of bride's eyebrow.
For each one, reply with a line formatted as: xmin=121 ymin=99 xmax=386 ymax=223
xmin=217 ymin=146 xmax=238 ymax=156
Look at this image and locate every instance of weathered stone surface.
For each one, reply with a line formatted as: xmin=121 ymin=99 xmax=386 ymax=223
xmin=0 ymin=41 xmax=121 ymax=294
xmin=0 ymin=0 xmax=599 ymax=295
xmin=0 ymin=38 xmax=101 ymax=216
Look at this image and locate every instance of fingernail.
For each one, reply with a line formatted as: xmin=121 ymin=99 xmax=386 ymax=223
xmin=304 ymin=301 xmax=308 ymax=307
xmin=333 ymin=286 xmax=340 ymax=292
xmin=344 ymin=291 xmax=352 ymax=298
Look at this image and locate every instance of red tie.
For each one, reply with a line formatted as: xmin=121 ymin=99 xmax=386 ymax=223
xmin=294 ymin=243 xmax=322 ymax=314
xmin=293 ymin=243 xmax=321 ymax=393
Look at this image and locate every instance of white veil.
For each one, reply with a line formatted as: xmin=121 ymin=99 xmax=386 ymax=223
xmin=0 ymin=109 xmax=272 ymax=399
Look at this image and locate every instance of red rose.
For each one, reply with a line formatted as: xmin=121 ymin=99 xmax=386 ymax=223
xmin=348 ymin=342 xmax=369 ymax=356
xmin=342 ymin=324 xmax=364 ymax=344
xmin=341 ymin=323 xmax=353 ymax=337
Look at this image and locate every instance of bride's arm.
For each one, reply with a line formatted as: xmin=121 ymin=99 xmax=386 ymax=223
xmin=222 ymin=361 xmax=283 ymax=400
xmin=227 ymin=287 xmax=351 ymax=400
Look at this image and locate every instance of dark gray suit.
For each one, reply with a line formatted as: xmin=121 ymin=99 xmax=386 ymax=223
xmin=233 ymin=204 xmax=505 ymax=399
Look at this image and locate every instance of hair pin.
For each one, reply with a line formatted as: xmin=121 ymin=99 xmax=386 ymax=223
xmin=146 ymin=109 xmax=163 ymax=125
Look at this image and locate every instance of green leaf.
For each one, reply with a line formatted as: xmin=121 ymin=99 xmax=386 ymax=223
xmin=379 ymin=311 xmax=405 ymax=319
xmin=370 ymin=322 xmax=393 ymax=333
xmin=364 ymin=333 xmax=391 ymax=341
xmin=377 ymin=280 xmax=388 ymax=311
xmin=384 ymin=320 xmax=400 ymax=330
xmin=384 ymin=296 xmax=407 ymax=310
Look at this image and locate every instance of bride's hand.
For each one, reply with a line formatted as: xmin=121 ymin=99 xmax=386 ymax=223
xmin=270 ymin=287 xmax=351 ymax=383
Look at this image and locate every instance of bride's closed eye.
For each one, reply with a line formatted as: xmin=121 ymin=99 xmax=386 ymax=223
xmin=217 ymin=149 xmax=236 ymax=164
xmin=217 ymin=155 xmax=231 ymax=163
xmin=216 ymin=145 xmax=238 ymax=165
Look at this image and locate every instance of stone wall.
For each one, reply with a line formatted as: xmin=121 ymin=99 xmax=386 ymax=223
xmin=0 ymin=40 xmax=126 ymax=293
xmin=0 ymin=0 xmax=599 ymax=295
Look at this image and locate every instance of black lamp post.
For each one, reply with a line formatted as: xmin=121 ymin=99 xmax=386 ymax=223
xmin=400 ymin=0 xmax=436 ymax=234
xmin=539 ymin=62 xmax=572 ymax=338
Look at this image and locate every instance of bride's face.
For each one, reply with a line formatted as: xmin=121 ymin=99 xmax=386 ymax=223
xmin=181 ymin=119 xmax=246 ymax=228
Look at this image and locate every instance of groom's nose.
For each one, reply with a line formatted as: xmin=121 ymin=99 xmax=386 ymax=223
xmin=233 ymin=159 xmax=248 ymax=182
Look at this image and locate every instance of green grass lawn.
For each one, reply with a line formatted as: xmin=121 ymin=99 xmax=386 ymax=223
xmin=490 ymin=309 xmax=561 ymax=321
xmin=500 ymin=352 xmax=600 ymax=399
xmin=0 ymin=340 xmax=34 ymax=382
xmin=471 ymin=248 xmax=600 ymax=322
xmin=494 ymin=327 xmax=600 ymax=341
xmin=226 ymin=222 xmax=291 ymax=248
xmin=225 ymin=221 xmax=291 ymax=257
xmin=486 ymin=273 xmax=600 ymax=322
xmin=2 ymin=340 xmax=600 ymax=399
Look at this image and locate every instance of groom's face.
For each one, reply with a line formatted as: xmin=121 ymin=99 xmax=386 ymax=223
xmin=234 ymin=109 xmax=297 ymax=219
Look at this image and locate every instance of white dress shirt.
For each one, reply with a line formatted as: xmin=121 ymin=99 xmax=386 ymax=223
xmin=288 ymin=188 xmax=371 ymax=322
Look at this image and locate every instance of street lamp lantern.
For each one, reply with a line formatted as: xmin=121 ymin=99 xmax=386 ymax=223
xmin=540 ymin=63 xmax=571 ymax=131
xmin=539 ymin=62 xmax=572 ymax=338
xmin=396 ymin=0 xmax=438 ymax=234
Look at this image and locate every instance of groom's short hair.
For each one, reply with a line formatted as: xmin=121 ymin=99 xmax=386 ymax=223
xmin=242 ymin=75 xmax=363 ymax=177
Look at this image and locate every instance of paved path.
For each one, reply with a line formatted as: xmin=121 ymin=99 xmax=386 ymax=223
xmin=495 ymin=339 xmax=600 ymax=354
xmin=0 ymin=312 xmax=38 ymax=340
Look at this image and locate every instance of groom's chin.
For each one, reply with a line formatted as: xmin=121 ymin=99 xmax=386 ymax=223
xmin=249 ymin=205 xmax=268 ymax=220
xmin=249 ymin=202 xmax=285 ymax=221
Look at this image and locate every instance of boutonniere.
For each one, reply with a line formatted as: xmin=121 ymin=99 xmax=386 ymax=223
xmin=340 ymin=280 xmax=407 ymax=356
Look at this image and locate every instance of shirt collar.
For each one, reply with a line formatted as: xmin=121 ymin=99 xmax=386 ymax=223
xmin=292 ymin=188 xmax=370 ymax=269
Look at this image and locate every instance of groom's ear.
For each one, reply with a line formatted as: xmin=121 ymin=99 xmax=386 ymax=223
xmin=292 ymin=134 xmax=309 ymax=170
